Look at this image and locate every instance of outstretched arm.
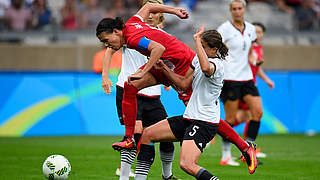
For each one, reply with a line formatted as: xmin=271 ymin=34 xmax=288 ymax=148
xmin=102 ymin=48 xmax=117 ymax=94
xmin=137 ymin=2 xmax=188 ymax=21
xmin=257 ymin=67 xmax=274 ymax=89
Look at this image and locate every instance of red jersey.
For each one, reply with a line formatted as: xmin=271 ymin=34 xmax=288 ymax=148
xmin=123 ymin=15 xmax=196 ymax=75
xmin=250 ymin=42 xmax=264 ymax=83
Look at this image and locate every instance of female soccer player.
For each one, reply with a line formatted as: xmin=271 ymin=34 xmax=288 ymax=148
xmin=134 ymin=25 xmax=255 ymax=180
xmin=233 ymin=22 xmax=275 ymax=160
xmin=217 ymin=0 xmax=263 ymax=166
xmin=102 ymin=1 xmax=179 ymax=179
xmin=96 ymin=3 xmax=257 ymax=174
xmin=96 ymin=2 xmax=196 ymax=150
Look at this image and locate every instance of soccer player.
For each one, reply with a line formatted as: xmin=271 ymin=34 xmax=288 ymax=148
xmin=96 ymin=2 xmax=257 ymax=174
xmin=134 ymin=25 xmax=255 ymax=180
xmin=96 ymin=2 xmax=195 ymax=150
xmin=102 ymin=1 xmax=180 ymax=179
xmin=217 ymin=0 xmax=263 ymax=166
xmin=233 ymin=22 xmax=275 ymax=160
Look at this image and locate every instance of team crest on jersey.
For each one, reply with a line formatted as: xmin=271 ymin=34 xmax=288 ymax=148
xmin=131 ymin=23 xmax=143 ymax=29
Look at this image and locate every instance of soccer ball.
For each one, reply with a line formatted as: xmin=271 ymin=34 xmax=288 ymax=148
xmin=42 ymin=155 xmax=71 ymax=180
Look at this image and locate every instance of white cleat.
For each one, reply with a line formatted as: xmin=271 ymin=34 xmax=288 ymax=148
xmin=220 ymin=156 xmax=240 ymax=166
xmin=256 ymin=152 xmax=267 ymax=158
xmin=115 ymin=167 xmax=136 ymax=177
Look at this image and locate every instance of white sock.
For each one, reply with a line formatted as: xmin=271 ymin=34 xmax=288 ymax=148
xmin=222 ymin=140 xmax=232 ymax=160
xmin=119 ymin=150 xmax=136 ymax=180
xmin=119 ymin=162 xmax=131 ymax=180
xmin=159 ymin=149 xmax=174 ymax=178
xmin=135 ymin=173 xmax=147 ymax=180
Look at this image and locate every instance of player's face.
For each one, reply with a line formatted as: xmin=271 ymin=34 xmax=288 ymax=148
xmin=230 ymin=1 xmax=246 ymax=22
xmin=201 ymin=39 xmax=217 ymax=58
xmin=98 ymin=30 xmax=123 ymax=50
xmin=255 ymin=26 xmax=264 ymax=41
xmin=146 ymin=12 xmax=162 ymax=27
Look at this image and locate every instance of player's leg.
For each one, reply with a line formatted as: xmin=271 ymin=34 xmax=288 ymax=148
xmin=135 ymin=118 xmax=179 ymax=180
xmin=112 ymin=72 xmax=158 ymax=151
xmin=140 ymin=96 xmax=179 ymax=180
xmin=220 ymin=99 xmax=240 ymax=166
xmin=243 ymin=92 xmax=263 ymax=144
xmin=180 ymin=121 xmax=219 ymax=179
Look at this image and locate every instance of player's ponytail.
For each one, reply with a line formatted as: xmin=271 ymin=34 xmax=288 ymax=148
xmin=96 ymin=17 xmax=125 ymax=37
xmin=202 ymin=30 xmax=228 ymax=60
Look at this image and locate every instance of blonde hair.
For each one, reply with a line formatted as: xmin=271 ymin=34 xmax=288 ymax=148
xmin=229 ymin=0 xmax=246 ymax=7
xmin=142 ymin=0 xmax=165 ymax=23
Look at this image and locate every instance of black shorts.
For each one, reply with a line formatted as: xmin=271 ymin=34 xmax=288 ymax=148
xmin=220 ymin=80 xmax=260 ymax=102
xmin=168 ymin=116 xmax=219 ymax=152
xmin=116 ymin=86 xmax=167 ymax=127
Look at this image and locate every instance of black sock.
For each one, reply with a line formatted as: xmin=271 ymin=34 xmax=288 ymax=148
xmin=134 ymin=133 xmax=142 ymax=144
xmin=247 ymin=120 xmax=261 ymax=142
xmin=195 ymin=168 xmax=219 ymax=180
xmin=136 ymin=144 xmax=155 ymax=177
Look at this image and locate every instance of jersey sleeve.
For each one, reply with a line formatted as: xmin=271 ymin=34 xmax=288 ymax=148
xmin=126 ymin=14 xmax=144 ymax=24
xmin=250 ymin=25 xmax=257 ymax=42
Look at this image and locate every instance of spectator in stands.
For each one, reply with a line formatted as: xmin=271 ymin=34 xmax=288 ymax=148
xmin=60 ymin=0 xmax=78 ymax=30
xmin=4 ymin=0 xmax=32 ymax=31
xmin=79 ymin=0 xmax=105 ymax=30
xmin=106 ymin=0 xmax=132 ymax=21
xmin=0 ymin=0 xmax=10 ymax=30
xmin=295 ymin=0 xmax=317 ymax=30
xmin=277 ymin=0 xmax=302 ymax=14
xmin=31 ymin=0 xmax=52 ymax=30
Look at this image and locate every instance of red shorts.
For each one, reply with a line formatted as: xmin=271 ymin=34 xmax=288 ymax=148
xmin=239 ymin=100 xmax=249 ymax=110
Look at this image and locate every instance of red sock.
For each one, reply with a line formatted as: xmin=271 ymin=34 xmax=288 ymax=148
xmin=122 ymin=82 xmax=138 ymax=138
xmin=218 ymin=119 xmax=249 ymax=152
xmin=243 ymin=121 xmax=249 ymax=140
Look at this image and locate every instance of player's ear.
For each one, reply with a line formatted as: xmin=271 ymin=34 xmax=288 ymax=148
xmin=113 ymin=29 xmax=122 ymax=35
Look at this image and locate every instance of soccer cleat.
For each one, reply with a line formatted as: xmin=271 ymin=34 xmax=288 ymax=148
xmin=162 ymin=175 xmax=181 ymax=180
xmin=115 ymin=167 xmax=135 ymax=177
xmin=241 ymin=142 xmax=258 ymax=174
xmin=220 ymin=156 xmax=240 ymax=166
xmin=256 ymin=148 xmax=267 ymax=158
xmin=112 ymin=136 xmax=136 ymax=151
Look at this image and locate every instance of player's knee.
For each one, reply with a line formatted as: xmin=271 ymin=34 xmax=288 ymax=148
xmin=142 ymin=127 xmax=156 ymax=142
xmin=179 ymin=158 xmax=194 ymax=174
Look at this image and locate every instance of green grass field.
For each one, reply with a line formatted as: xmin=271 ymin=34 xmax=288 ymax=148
xmin=0 ymin=134 xmax=319 ymax=180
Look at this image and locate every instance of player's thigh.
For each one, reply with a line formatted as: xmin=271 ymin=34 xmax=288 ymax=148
xmin=224 ymin=100 xmax=239 ymax=123
xmin=131 ymin=71 xmax=158 ymax=90
xmin=141 ymin=119 xmax=177 ymax=143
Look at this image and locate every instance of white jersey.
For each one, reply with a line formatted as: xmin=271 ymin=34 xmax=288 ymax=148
xmin=183 ymin=57 xmax=224 ymax=124
xmin=116 ymin=46 xmax=161 ymax=97
xmin=217 ymin=21 xmax=256 ymax=81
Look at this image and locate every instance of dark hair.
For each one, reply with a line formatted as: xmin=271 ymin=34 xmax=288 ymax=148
xmin=202 ymin=30 xmax=228 ymax=60
xmin=96 ymin=17 xmax=125 ymax=37
xmin=252 ymin=22 xmax=266 ymax=32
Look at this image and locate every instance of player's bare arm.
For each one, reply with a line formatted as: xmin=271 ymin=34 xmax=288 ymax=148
xmin=194 ymin=25 xmax=216 ymax=76
xmin=128 ymin=40 xmax=165 ymax=82
xmin=257 ymin=67 xmax=275 ymax=89
xmin=137 ymin=2 xmax=188 ymax=21
xmin=102 ymin=47 xmax=116 ymax=94
xmin=157 ymin=60 xmax=194 ymax=91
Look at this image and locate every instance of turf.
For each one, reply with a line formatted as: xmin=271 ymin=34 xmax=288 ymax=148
xmin=0 ymin=134 xmax=319 ymax=180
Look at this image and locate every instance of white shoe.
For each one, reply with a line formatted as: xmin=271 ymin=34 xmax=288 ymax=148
xmin=220 ymin=156 xmax=240 ymax=166
xmin=256 ymin=152 xmax=267 ymax=158
xmin=115 ymin=167 xmax=136 ymax=177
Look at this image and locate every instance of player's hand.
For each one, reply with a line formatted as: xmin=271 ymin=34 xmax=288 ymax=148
xmin=266 ymin=79 xmax=275 ymax=90
xmin=154 ymin=60 xmax=165 ymax=70
xmin=102 ymin=76 xmax=113 ymax=94
xmin=193 ymin=24 xmax=205 ymax=41
xmin=176 ymin=8 xmax=188 ymax=19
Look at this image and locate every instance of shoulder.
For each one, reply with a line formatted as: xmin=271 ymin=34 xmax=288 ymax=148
xmin=126 ymin=15 xmax=144 ymax=24
xmin=245 ymin=21 xmax=256 ymax=32
xmin=218 ymin=21 xmax=230 ymax=30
